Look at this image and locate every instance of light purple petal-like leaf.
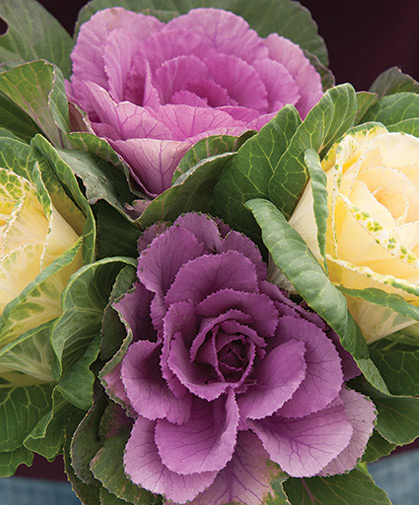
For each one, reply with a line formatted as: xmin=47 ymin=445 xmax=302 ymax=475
xmin=274 ymin=315 xmax=343 ymax=418
xmin=249 ymin=398 xmax=353 ymax=477
xmin=150 ymin=103 xmax=245 ymax=141
xmin=253 ymin=58 xmax=299 ymax=111
xmin=111 ymin=137 xmax=189 ymax=194
xmin=205 ymin=53 xmax=268 ymax=112
xmin=124 ymin=416 xmax=217 ymax=503
xmin=155 ymin=391 xmax=239 ymax=474
xmin=165 ymin=250 xmax=260 ymax=306
xmin=121 ymin=339 xmax=192 ymax=424
xmin=238 ymin=340 xmax=307 ymax=421
xmin=101 ymin=362 xmax=130 ymax=410
xmin=153 ymin=55 xmax=209 ymax=103
xmin=71 ymin=8 xmax=162 ymax=109
xmin=318 ymin=389 xmax=376 ymax=476
xmin=189 ymin=431 xmax=279 ymax=505
xmin=264 ymin=34 xmax=323 ymax=118
xmin=166 ymin=8 xmax=268 ymax=64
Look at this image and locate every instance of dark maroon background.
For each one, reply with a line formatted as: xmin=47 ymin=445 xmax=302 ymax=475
xmin=35 ymin=0 xmax=419 ymax=90
xmin=10 ymin=0 xmax=419 ymax=482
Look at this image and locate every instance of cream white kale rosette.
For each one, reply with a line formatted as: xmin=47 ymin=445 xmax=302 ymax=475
xmin=290 ymin=123 xmax=419 ymax=343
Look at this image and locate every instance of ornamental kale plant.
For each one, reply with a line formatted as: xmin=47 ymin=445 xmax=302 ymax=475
xmin=100 ymin=213 xmax=375 ymax=504
xmin=67 ymin=7 xmax=323 ymax=196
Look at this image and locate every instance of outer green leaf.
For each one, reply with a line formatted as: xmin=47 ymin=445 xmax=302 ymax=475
xmin=90 ymin=429 xmax=159 ymax=505
xmin=0 ymin=60 xmax=70 ymax=147
xmin=0 ymin=446 xmax=33 ymax=477
xmin=66 ymin=132 xmax=143 ymax=198
xmin=172 ymin=133 xmax=253 ymax=183
xmin=246 ymin=198 xmax=390 ymax=394
xmin=138 ymin=149 xmax=237 ymax=229
xmin=304 ymin=148 xmax=328 ymax=272
xmin=354 ymin=91 xmax=379 ymax=125
xmin=283 ymin=469 xmax=391 ymax=505
xmin=211 ymin=105 xmax=301 ymax=243
xmin=268 ymin=84 xmax=357 ymax=219
xmin=362 ymin=430 xmax=396 ymax=464
xmin=0 ymin=92 xmax=41 ymax=142
xmin=0 ymin=384 xmax=53 ymax=452
xmin=56 ymin=149 xmax=136 ymax=210
xmin=370 ymin=66 xmax=419 ymax=98
xmin=71 ymin=385 xmax=108 ymax=485
xmin=0 ymin=136 xmax=45 ymax=180
xmin=100 ymin=487 xmax=131 ymax=505
xmin=64 ymin=416 xmax=101 ymax=505
xmin=375 ymin=396 xmax=419 ymax=446
xmin=31 ymin=134 xmax=96 ymax=263
xmin=353 ymin=377 xmax=419 ymax=446
xmin=77 ymin=0 xmax=328 ymax=65
xmin=23 ymin=390 xmax=79 ymax=460
xmin=51 ymin=258 xmax=136 ymax=408
xmin=95 ymin=202 xmax=140 ymax=260
xmin=0 ymin=0 xmax=73 ymax=77
xmin=100 ymin=265 xmax=137 ymax=361
xmin=363 ymin=92 xmax=419 ymax=127
xmin=388 ymin=118 xmax=419 ymax=137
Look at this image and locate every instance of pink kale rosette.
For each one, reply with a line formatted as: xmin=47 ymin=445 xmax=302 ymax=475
xmin=102 ymin=213 xmax=375 ymax=505
xmin=68 ymin=8 xmax=323 ymax=196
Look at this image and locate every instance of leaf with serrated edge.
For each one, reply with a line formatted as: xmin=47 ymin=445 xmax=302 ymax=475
xmin=76 ymin=0 xmax=328 ymax=65
xmin=246 ymin=198 xmax=390 ymax=394
xmin=268 ymin=84 xmax=357 ymax=219
xmin=284 ymin=468 xmax=391 ymax=505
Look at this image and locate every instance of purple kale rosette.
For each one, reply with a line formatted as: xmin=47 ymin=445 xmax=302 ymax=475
xmin=101 ymin=212 xmax=375 ymax=505
xmin=67 ymin=7 xmax=323 ymax=196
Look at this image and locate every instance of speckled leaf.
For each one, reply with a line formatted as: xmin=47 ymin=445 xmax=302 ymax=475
xmin=268 ymin=84 xmax=357 ymax=219
xmin=283 ymin=469 xmax=391 ymax=505
xmin=246 ymin=198 xmax=389 ymax=394
xmin=0 ymin=0 xmax=73 ymax=77
xmin=76 ymin=0 xmax=328 ymax=66
xmin=363 ymin=92 xmax=419 ymax=127
xmin=0 ymin=61 xmax=70 ymax=147
xmin=211 ymin=105 xmax=301 ymax=243
xmin=370 ymin=66 xmax=419 ymax=98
